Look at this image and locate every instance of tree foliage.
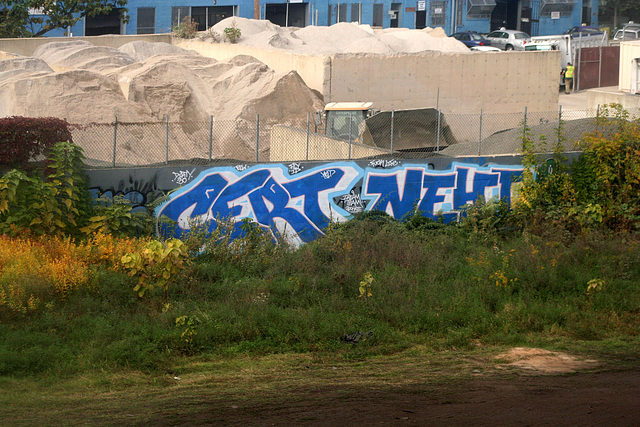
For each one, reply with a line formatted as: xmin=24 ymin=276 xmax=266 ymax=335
xmin=0 ymin=0 xmax=128 ymax=38
xmin=0 ymin=116 xmax=72 ymax=172
xmin=599 ymin=0 xmax=640 ymax=29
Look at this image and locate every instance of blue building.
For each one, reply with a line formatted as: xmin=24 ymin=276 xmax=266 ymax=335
xmin=35 ymin=0 xmax=599 ymax=38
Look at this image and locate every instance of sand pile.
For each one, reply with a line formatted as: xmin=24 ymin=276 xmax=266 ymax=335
xmin=207 ymin=17 xmax=469 ymax=55
xmin=0 ymin=39 xmax=325 ymax=164
xmin=440 ymin=116 xmax=596 ymax=156
xmin=118 ymin=40 xmax=198 ymax=61
xmin=33 ymin=40 xmax=136 ymax=72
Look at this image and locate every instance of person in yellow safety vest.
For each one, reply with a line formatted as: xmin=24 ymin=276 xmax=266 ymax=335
xmin=563 ymin=62 xmax=574 ymax=94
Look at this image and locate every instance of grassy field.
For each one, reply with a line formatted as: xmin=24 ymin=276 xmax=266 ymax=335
xmin=1 ymin=212 xmax=639 ymax=423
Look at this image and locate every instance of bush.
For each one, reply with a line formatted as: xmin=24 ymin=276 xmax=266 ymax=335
xmin=173 ymin=16 xmax=198 ymax=39
xmin=0 ymin=142 xmax=91 ymax=237
xmin=223 ymin=25 xmax=241 ymax=43
xmin=512 ymin=105 xmax=640 ymax=234
xmin=0 ymin=116 xmax=72 ymax=172
xmin=573 ymin=104 xmax=640 ymax=230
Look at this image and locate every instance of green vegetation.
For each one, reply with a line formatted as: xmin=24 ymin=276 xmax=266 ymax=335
xmin=0 ymin=0 xmax=128 ymax=38
xmin=172 ymin=15 xmax=198 ymax=39
xmin=223 ymin=24 xmax=241 ymax=43
xmin=1 ymin=106 xmax=640 ymax=421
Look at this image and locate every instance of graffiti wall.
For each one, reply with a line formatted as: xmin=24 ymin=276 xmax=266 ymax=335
xmin=151 ymin=160 xmax=523 ymax=245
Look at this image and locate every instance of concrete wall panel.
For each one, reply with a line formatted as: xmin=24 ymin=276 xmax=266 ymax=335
xmin=328 ymin=51 xmax=560 ymax=113
xmin=144 ymin=160 xmax=524 ymax=244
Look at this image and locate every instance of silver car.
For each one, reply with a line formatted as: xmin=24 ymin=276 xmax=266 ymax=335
xmin=485 ymin=29 xmax=531 ymax=51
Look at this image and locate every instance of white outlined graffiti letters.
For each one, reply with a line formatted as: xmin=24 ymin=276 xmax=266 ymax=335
xmin=156 ymin=165 xmax=357 ymax=245
xmin=156 ymin=162 xmax=523 ymax=244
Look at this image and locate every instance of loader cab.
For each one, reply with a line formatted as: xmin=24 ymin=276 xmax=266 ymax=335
xmin=323 ymin=102 xmax=374 ymax=141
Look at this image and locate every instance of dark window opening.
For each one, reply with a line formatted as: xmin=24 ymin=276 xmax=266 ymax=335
xmin=137 ymin=7 xmax=155 ymax=34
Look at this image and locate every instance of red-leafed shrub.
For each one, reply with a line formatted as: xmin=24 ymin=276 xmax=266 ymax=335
xmin=0 ymin=117 xmax=73 ymax=171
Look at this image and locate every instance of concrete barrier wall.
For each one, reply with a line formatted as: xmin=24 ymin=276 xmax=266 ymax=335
xmin=173 ymin=38 xmax=331 ymax=95
xmin=0 ymin=34 xmax=172 ymax=57
xmin=328 ymin=51 xmax=561 ymax=114
xmin=87 ymin=156 xmax=527 ymax=244
xmin=586 ymin=88 xmax=640 ymax=109
xmin=147 ymin=159 xmax=523 ymax=245
xmin=87 ymin=155 xmax=528 ymax=245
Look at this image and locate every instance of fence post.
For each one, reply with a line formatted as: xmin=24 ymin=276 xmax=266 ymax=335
xmin=306 ymin=112 xmax=310 ymax=161
xmin=436 ymin=87 xmax=441 ymax=152
xmin=558 ymin=105 xmax=563 ymax=146
xmin=576 ymin=31 xmax=582 ymax=92
xmin=255 ymin=114 xmax=259 ymax=163
xmin=478 ymin=109 xmax=483 ymax=156
xmin=390 ymin=110 xmax=394 ymax=153
xmin=598 ymin=46 xmax=602 ymax=88
xmin=112 ymin=116 xmax=117 ymax=168
xmin=165 ymin=115 xmax=169 ymax=165
xmin=436 ymin=109 xmax=441 ymax=153
xmin=523 ymin=107 xmax=528 ymax=131
xmin=209 ymin=115 xmax=213 ymax=161
xmin=348 ymin=111 xmax=353 ymax=160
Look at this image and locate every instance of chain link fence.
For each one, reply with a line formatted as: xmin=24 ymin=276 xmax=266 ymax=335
xmin=73 ymin=106 xmax=640 ymax=168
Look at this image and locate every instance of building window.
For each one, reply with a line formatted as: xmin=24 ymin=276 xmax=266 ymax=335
xmin=582 ymin=0 xmax=591 ymax=25
xmin=171 ymin=6 xmax=190 ymax=28
xmin=351 ymin=4 xmax=361 ymax=23
xmin=373 ymin=3 xmax=383 ymax=27
xmin=467 ymin=0 xmax=495 ymax=18
xmin=338 ymin=4 xmax=348 ymax=22
xmin=456 ymin=0 xmax=464 ymax=25
xmin=137 ymin=7 xmax=155 ymax=34
xmin=431 ymin=1 xmax=447 ymax=27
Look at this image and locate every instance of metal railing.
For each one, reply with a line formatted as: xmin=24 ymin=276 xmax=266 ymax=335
xmin=72 ymin=106 xmax=640 ymax=168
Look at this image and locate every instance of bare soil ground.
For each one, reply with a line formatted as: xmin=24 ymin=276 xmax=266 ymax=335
xmin=201 ymin=371 xmax=640 ymax=426
xmin=144 ymin=348 xmax=640 ymax=426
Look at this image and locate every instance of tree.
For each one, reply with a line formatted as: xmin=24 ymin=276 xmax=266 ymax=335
xmin=599 ymin=0 xmax=640 ymax=29
xmin=0 ymin=1 xmax=31 ymax=38
xmin=0 ymin=0 xmax=128 ymax=38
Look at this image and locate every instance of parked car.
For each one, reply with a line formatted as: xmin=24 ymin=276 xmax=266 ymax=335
xmin=450 ymin=31 xmax=492 ymax=49
xmin=613 ymin=22 xmax=640 ymax=42
xmin=564 ymin=26 xmax=604 ymax=36
xmin=485 ymin=29 xmax=531 ymax=51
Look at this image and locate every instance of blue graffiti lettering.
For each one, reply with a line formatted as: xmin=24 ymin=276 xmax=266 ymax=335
xmin=364 ymin=168 xmax=426 ymax=219
xmin=155 ymin=162 xmax=523 ymax=244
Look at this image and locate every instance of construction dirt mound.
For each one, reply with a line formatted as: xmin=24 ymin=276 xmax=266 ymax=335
xmin=0 ymin=19 xmax=477 ymax=164
xmin=0 ymin=38 xmax=326 ymax=164
xmin=205 ymin=17 xmax=470 ymax=55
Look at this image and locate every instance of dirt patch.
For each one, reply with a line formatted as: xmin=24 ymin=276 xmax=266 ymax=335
xmin=496 ymin=347 xmax=601 ymax=374
xmin=149 ymin=370 xmax=640 ymax=426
